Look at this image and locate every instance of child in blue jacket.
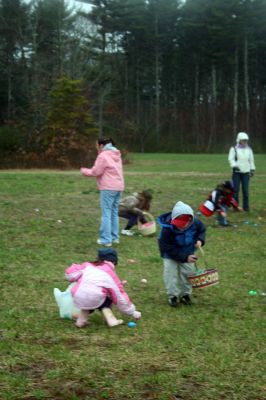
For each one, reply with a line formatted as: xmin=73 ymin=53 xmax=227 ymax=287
xmin=157 ymin=201 xmax=206 ymax=307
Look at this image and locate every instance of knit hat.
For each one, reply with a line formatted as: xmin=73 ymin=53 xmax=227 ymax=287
xmin=236 ymin=132 xmax=249 ymax=142
xmin=98 ymin=248 xmax=118 ymax=264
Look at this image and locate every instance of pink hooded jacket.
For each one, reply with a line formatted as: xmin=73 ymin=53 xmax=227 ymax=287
xmin=65 ymin=261 xmax=136 ymax=316
xmin=80 ymin=146 xmax=124 ymax=191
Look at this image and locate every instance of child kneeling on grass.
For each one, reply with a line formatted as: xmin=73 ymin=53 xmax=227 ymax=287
xmin=199 ymin=180 xmax=242 ymax=226
xmin=157 ymin=201 xmax=206 ymax=307
xmin=65 ymin=248 xmax=141 ymax=328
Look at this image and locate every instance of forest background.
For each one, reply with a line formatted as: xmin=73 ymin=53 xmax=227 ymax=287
xmin=1 ymin=0 xmax=266 ymax=168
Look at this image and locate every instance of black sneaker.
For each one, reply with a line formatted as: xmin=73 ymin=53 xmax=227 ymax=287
xmin=180 ymin=294 xmax=192 ymax=305
xmin=168 ymin=296 xmax=178 ymax=307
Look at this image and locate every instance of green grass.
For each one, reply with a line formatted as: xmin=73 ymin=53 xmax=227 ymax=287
xmin=0 ymin=154 xmax=265 ymax=400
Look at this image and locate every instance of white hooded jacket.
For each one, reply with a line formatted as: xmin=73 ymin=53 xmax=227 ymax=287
xmin=228 ymin=132 xmax=255 ymax=173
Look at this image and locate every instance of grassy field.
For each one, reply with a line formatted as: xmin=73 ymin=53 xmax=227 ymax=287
xmin=0 ymin=153 xmax=265 ymax=400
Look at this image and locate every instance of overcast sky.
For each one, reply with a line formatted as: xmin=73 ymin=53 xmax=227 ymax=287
xmin=67 ymin=0 xmax=92 ymax=11
xmin=23 ymin=0 xmax=92 ymax=12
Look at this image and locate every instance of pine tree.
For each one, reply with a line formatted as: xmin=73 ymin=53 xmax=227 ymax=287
xmin=42 ymin=76 xmax=98 ymax=168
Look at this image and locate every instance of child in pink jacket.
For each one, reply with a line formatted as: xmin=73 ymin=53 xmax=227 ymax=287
xmin=65 ymin=248 xmax=141 ymax=328
xmin=80 ymin=137 xmax=124 ymax=247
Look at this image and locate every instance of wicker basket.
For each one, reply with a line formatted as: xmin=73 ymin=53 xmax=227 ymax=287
xmin=188 ymin=268 xmax=219 ymax=289
xmin=137 ymin=212 xmax=157 ymax=236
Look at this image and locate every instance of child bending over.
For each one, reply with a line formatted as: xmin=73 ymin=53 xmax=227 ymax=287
xmin=65 ymin=248 xmax=141 ymax=328
xmin=119 ymin=190 xmax=153 ymax=236
xmin=199 ymin=180 xmax=242 ymax=226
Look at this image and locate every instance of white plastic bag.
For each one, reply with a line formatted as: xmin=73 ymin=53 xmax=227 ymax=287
xmin=53 ymin=284 xmax=80 ymax=320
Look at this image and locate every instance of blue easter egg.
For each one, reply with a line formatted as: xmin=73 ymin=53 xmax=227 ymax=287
xmin=128 ymin=321 xmax=136 ymax=328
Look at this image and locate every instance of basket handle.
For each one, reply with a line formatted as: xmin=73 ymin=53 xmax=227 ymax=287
xmin=198 ymin=246 xmax=209 ymax=268
xmin=198 ymin=246 xmax=205 ymax=256
xmin=142 ymin=212 xmax=155 ymax=222
xmin=137 ymin=212 xmax=155 ymax=229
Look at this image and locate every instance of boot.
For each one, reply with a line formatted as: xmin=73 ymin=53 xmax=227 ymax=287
xmin=75 ymin=310 xmax=90 ymax=328
xmin=101 ymin=308 xmax=124 ymax=327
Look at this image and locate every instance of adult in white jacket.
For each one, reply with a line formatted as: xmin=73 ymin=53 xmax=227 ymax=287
xmin=228 ymin=132 xmax=256 ymax=211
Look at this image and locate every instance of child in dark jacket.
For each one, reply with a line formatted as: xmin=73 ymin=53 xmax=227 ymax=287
xmin=199 ymin=180 xmax=242 ymax=226
xmin=157 ymin=201 xmax=206 ymax=307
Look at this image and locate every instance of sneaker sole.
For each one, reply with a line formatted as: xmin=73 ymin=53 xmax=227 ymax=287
xmin=96 ymin=241 xmax=112 ymax=247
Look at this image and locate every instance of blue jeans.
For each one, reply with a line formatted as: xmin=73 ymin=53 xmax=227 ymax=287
xmin=232 ymin=172 xmax=250 ymax=211
xmin=99 ymin=190 xmax=121 ymax=244
xmin=217 ymin=205 xmax=229 ymax=226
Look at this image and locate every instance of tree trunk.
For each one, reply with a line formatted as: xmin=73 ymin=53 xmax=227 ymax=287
xmin=207 ymin=63 xmax=217 ymax=151
xmin=194 ymin=61 xmax=200 ymax=148
xmin=57 ymin=1 xmax=63 ymax=76
xmin=233 ymin=45 xmax=239 ymax=136
xmin=243 ymin=32 xmax=250 ymax=131
xmin=154 ymin=10 xmax=160 ymax=147
xmin=136 ymin=60 xmax=140 ymax=128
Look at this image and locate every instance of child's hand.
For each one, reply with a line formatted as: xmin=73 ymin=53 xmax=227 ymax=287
xmin=132 ymin=311 xmax=141 ymax=320
xmin=80 ymin=168 xmax=90 ymax=176
xmin=237 ymin=207 xmax=243 ymax=212
xmin=195 ymin=240 xmax=202 ymax=248
xmin=188 ymin=255 xmax=198 ymax=263
xmin=220 ymin=211 xmax=227 ymax=218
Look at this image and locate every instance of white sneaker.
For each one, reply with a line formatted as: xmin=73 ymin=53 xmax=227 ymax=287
xmin=121 ymin=229 xmax=134 ymax=236
xmin=96 ymin=239 xmax=112 ymax=247
xmin=113 ymin=239 xmax=120 ymax=244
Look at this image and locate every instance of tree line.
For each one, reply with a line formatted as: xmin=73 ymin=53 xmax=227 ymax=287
xmin=0 ymin=0 xmax=266 ymax=167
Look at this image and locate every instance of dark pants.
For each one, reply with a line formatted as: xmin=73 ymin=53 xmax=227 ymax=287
xmin=232 ymin=172 xmax=250 ymax=211
xmin=119 ymin=210 xmax=146 ymax=230
xmin=89 ymin=297 xmax=112 ymax=313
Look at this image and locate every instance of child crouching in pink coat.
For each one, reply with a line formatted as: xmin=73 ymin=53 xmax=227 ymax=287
xmin=65 ymin=248 xmax=141 ymax=328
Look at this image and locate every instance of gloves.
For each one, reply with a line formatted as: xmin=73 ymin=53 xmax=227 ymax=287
xmin=132 ymin=310 xmax=141 ymax=320
xmin=250 ymin=170 xmax=255 ymax=177
xmin=233 ymin=167 xmax=240 ymax=173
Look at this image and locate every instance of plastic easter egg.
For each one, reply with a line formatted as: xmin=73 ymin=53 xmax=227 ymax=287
xmin=141 ymin=278 xmax=147 ymax=284
xmin=127 ymin=321 xmax=136 ymax=328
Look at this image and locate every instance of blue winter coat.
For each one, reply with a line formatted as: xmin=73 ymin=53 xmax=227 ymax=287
xmin=157 ymin=212 xmax=206 ymax=263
